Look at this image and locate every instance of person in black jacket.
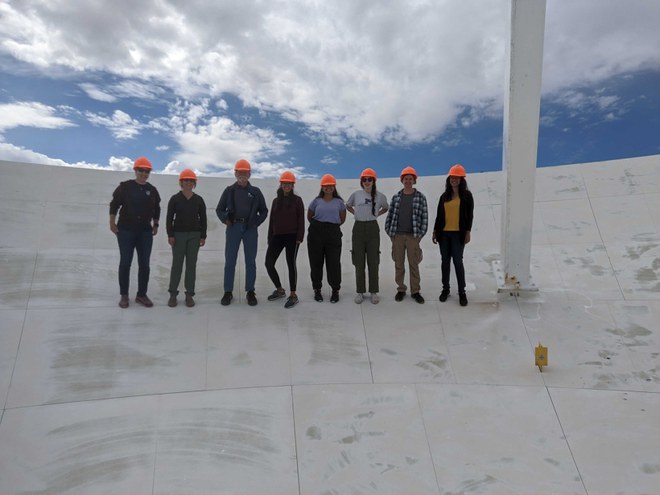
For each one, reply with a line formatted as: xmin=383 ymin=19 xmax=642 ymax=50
xmin=215 ymin=159 xmax=268 ymax=306
xmin=431 ymin=164 xmax=474 ymax=307
xmin=109 ymin=157 xmax=161 ymax=308
xmin=166 ymin=169 xmax=207 ymax=308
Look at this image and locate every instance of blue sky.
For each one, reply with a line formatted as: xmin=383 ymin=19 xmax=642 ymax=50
xmin=1 ymin=1 xmax=659 ymax=179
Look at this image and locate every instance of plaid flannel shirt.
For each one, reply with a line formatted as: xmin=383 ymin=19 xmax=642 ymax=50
xmin=384 ymin=189 xmax=428 ymax=238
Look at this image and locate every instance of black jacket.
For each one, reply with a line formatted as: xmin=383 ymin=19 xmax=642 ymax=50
xmin=433 ymin=190 xmax=474 ymax=244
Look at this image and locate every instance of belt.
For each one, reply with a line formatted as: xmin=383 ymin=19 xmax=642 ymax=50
xmin=233 ymin=218 xmax=247 ymax=223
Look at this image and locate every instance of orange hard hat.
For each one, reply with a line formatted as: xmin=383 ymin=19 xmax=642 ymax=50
xmin=234 ymin=159 xmax=251 ymax=172
xmin=448 ymin=164 xmax=466 ymax=177
xmin=320 ymin=174 xmax=336 ymax=186
xmin=179 ymin=169 xmax=197 ymax=181
xmin=400 ymin=166 xmax=417 ymax=180
xmin=360 ymin=168 xmax=377 ymax=180
xmin=133 ymin=156 xmax=153 ymax=170
xmin=279 ymin=171 xmax=296 ymax=183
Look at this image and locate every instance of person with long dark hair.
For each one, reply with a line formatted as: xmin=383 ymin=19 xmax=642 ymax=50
xmin=265 ymin=171 xmax=305 ymax=308
xmin=432 ymin=164 xmax=474 ymax=306
xmin=346 ymin=168 xmax=389 ymax=304
xmin=307 ymin=174 xmax=346 ymax=303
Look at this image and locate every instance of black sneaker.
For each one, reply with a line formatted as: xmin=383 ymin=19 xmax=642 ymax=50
xmin=330 ymin=290 xmax=339 ymax=303
xmin=185 ymin=294 xmax=195 ymax=307
xmin=168 ymin=295 xmax=178 ymax=307
xmin=459 ymin=292 xmax=468 ymax=307
xmin=247 ymin=290 xmax=258 ymax=306
xmin=439 ymin=289 xmax=449 ymax=302
xmin=284 ymin=295 xmax=298 ymax=308
xmin=221 ymin=291 xmax=233 ymax=306
xmin=314 ymin=290 xmax=323 ymax=302
xmin=395 ymin=291 xmax=405 ymax=302
xmin=411 ymin=292 xmax=425 ymax=304
xmin=267 ymin=289 xmax=286 ymax=301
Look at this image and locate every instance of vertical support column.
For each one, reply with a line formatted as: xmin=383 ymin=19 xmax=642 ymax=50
xmin=493 ymin=0 xmax=546 ymax=293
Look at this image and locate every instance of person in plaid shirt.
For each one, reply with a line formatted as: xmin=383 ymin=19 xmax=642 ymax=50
xmin=384 ymin=166 xmax=428 ymax=304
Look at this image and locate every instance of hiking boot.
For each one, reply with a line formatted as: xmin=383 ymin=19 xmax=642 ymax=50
xmin=395 ymin=291 xmax=405 ymax=302
xmin=168 ymin=295 xmax=178 ymax=307
xmin=314 ymin=290 xmax=323 ymax=302
xmin=411 ymin=292 xmax=425 ymax=304
xmin=246 ymin=290 xmax=258 ymax=306
xmin=330 ymin=290 xmax=339 ymax=303
xmin=135 ymin=295 xmax=154 ymax=307
xmin=221 ymin=291 xmax=233 ymax=306
xmin=185 ymin=294 xmax=195 ymax=307
xmin=439 ymin=289 xmax=450 ymax=302
xmin=354 ymin=293 xmax=364 ymax=304
xmin=267 ymin=288 xmax=286 ymax=301
xmin=370 ymin=293 xmax=379 ymax=304
xmin=118 ymin=295 xmax=129 ymax=308
xmin=284 ymin=295 xmax=298 ymax=308
xmin=459 ymin=292 xmax=468 ymax=307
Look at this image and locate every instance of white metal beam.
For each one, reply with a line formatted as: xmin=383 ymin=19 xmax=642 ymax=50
xmin=494 ymin=0 xmax=546 ymax=294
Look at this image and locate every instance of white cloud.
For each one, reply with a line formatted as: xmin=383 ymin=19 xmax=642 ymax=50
xmin=85 ymin=109 xmax=143 ymax=139
xmin=0 ymin=102 xmax=75 ymax=132
xmin=0 ymin=142 xmax=130 ymax=171
xmin=79 ymin=83 xmax=117 ymax=102
xmin=1 ymin=0 xmax=659 ymax=150
xmin=159 ymin=99 xmax=291 ymax=175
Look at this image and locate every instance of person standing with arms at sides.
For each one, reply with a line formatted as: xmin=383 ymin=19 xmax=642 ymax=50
xmin=265 ymin=171 xmax=305 ymax=309
xmin=307 ymin=174 xmax=346 ymax=303
xmin=384 ymin=166 xmax=428 ymax=304
xmin=432 ymin=164 xmax=474 ymax=307
xmin=216 ymin=159 xmax=268 ymax=306
xmin=166 ymin=169 xmax=207 ymax=308
xmin=109 ymin=156 xmax=161 ymax=308
xmin=346 ymin=168 xmax=389 ymax=304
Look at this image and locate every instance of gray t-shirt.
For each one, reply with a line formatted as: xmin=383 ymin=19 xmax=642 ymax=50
xmin=346 ymin=189 xmax=388 ymax=221
xmin=396 ymin=192 xmax=414 ymax=234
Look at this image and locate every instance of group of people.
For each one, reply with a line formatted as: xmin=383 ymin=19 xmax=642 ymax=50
xmin=109 ymin=157 xmax=474 ymax=309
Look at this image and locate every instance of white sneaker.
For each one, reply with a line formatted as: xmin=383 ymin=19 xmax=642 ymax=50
xmin=371 ymin=293 xmax=379 ymax=304
xmin=354 ymin=293 xmax=364 ymax=304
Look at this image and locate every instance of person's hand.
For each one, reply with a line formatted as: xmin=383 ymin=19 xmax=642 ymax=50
xmin=110 ymin=222 xmax=118 ymax=234
xmin=168 ymin=237 xmax=175 ymax=247
xmin=431 ymin=232 xmax=437 ymax=244
xmin=199 ymin=238 xmax=206 ymax=247
xmin=152 ymin=224 xmax=159 ymax=236
xmin=464 ymin=231 xmax=471 ymax=244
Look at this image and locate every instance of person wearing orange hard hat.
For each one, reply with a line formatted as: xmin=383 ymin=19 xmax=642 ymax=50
xmin=384 ymin=165 xmax=428 ymax=304
xmin=109 ymin=156 xmax=161 ymax=308
xmin=165 ymin=169 xmax=208 ymax=308
xmin=432 ymin=164 xmax=473 ymax=307
xmin=346 ymin=168 xmax=389 ymax=304
xmin=215 ymin=159 xmax=268 ymax=306
xmin=307 ymin=174 xmax=346 ymax=303
xmin=265 ymin=171 xmax=305 ymax=308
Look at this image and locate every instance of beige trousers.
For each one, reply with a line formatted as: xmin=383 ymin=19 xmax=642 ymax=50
xmin=391 ymin=234 xmax=423 ymax=294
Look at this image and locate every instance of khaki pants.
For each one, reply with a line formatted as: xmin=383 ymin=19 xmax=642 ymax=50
xmin=391 ymin=234 xmax=422 ymax=294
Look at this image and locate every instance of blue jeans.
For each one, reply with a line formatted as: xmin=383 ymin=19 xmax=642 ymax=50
xmin=439 ymin=231 xmax=466 ymax=293
xmin=224 ymin=223 xmax=258 ymax=292
xmin=117 ymin=227 xmax=153 ymax=296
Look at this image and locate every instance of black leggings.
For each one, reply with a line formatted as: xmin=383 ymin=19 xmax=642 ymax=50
xmin=265 ymin=233 xmax=300 ymax=291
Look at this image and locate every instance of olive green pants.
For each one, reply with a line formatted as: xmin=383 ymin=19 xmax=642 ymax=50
xmin=352 ymin=220 xmax=381 ymax=293
xmin=168 ymin=231 xmax=201 ymax=296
